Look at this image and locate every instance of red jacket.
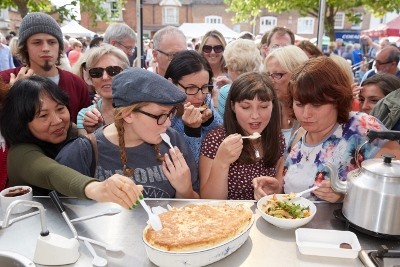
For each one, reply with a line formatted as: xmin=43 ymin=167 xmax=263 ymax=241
xmin=0 ymin=67 xmax=90 ymax=123
xmin=0 ymin=145 xmax=8 ymax=190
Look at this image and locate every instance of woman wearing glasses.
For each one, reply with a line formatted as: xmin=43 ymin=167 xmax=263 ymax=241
xmin=164 ymin=50 xmax=223 ymax=166
xmin=199 ymin=30 xmax=229 ymax=109
xmin=76 ymin=45 xmax=130 ymax=135
xmin=0 ymin=76 xmax=143 ymax=208
xmin=57 ymin=68 xmax=199 ymax=199
xmin=264 ymin=45 xmax=309 ymax=147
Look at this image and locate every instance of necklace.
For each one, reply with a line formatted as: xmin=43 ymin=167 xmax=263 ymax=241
xmin=252 ymin=141 xmax=262 ymax=159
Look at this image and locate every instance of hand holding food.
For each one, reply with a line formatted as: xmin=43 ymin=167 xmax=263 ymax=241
xmin=83 ymin=108 xmax=104 ymax=134
xmin=215 ymin=134 xmax=243 ymax=167
xmin=84 ymin=174 xmax=143 ymax=209
xmin=182 ymin=102 xmax=203 ymax=128
xmin=312 ymin=180 xmax=344 ymax=203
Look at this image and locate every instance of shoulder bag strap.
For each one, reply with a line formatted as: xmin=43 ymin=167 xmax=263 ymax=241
xmin=85 ymin=133 xmax=98 ymax=177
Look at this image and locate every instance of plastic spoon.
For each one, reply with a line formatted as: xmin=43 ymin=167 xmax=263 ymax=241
xmin=290 ymin=186 xmax=319 ymax=199
xmin=160 ymin=133 xmax=174 ymax=150
xmin=138 ymin=196 xmax=163 ymax=231
xmin=241 ymin=132 xmax=261 ymax=140
xmin=0 ymin=210 xmax=40 ymax=229
xmin=77 ymin=236 xmax=123 ymax=252
xmin=84 ymin=240 xmax=108 ymax=267
xmin=71 ymin=208 xmax=121 ymax=223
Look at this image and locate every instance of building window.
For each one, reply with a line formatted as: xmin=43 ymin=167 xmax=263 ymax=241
xmin=205 ymin=16 xmax=222 ymax=24
xmin=297 ymin=17 xmax=314 ymax=34
xmin=259 ymin=16 xmax=277 ymax=34
xmin=351 ymin=13 xmax=363 ymax=30
xmin=334 ymin=12 xmax=345 ymax=29
xmin=101 ymin=1 xmax=122 ymax=20
xmin=163 ymin=7 xmax=179 ymax=25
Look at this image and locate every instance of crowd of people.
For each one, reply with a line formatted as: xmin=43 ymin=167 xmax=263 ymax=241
xmin=0 ymin=12 xmax=399 ymax=209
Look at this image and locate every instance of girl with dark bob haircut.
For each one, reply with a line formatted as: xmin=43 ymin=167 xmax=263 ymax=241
xmin=164 ymin=50 xmax=222 ymax=166
xmin=0 ymin=76 xmax=143 ymax=207
xmin=253 ymin=56 xmax=400 ymax=203
xmin=200 ymin=72 xmax=285 ymax=200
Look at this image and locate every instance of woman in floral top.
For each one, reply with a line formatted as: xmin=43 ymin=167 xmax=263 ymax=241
xmin=253 ymin=56 xmax=400 ymax=203
xmin=200 ymin=72 xmax=284 ymax=200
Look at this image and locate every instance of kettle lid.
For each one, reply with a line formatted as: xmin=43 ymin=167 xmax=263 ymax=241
xmin=362 ymin=154 xmax=400 ymax=178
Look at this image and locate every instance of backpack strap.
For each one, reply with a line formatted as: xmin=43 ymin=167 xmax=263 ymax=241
xmin=85 ymin=133 xmax=98 ymax=177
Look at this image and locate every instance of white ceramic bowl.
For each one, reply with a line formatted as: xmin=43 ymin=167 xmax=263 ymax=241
xmin=142 ymin=203 xmax=254 ymax=267
xmin=0 ymin=186 xmax=33 ymax=214
xmin=257 ymin=194 xmax=316 ymax=229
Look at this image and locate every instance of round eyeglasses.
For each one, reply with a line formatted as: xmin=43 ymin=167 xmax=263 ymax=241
xmin=136 ymin=107 xmax=177 ymax=125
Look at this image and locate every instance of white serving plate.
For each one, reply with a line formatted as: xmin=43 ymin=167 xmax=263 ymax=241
xmin=295 ymin=228 xmax=361 ymax=259
xmin=257 ymin=194 xmax=316 ymax=229
xmin=142 ymin=202 xmax=254 ymax=267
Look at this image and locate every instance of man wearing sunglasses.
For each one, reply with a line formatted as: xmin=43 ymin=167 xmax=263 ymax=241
xmin=0 ymin=12 xmax=90 ymax=124
xmin=151 ymin=26 xmax=187 ymax=77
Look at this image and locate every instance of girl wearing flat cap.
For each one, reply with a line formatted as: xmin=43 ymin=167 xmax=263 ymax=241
xmin=57 ymin=68 xmax=199 ymax=199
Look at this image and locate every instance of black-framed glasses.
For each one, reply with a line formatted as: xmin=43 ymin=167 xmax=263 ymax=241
xmin=136 ymin=107 xmax=177 ymax=125
xmin=267 ymin=72 xmax=287 ymax=80
xmin=88 ymin=66 xmax=123 ymax=78
xmin=176 ymin=81 xmax=213 ymax=95
xmin=375 ymin=60 xmax=393 ymax=66
xmin=116 ymin=41 xmax=135 ymax=53
xmin=202 ymin=45 xmax=224 ymax=53
xmin=156 ymin=49 xmax=177 ymax=61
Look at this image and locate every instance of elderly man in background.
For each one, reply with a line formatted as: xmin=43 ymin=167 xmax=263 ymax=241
xmin=103 ymin=23 xmax=137 ymax=65
xmin=151 ymin=26 xmax=187 ymax=77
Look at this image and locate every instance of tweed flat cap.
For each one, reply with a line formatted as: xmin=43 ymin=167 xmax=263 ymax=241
xmin=18 ymin=12 xmax=63 ymax=48
xmin=112 ymin=67 xmax=186 ymax=107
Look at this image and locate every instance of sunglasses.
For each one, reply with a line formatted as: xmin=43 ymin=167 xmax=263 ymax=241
xmin=202 ymin=45 xmax=224 ymax=54
xmin=88 ymin=66 xmax=123 ymax=78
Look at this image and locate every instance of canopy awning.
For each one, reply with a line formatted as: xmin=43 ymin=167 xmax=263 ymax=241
xmin=361 ymin=16 xmax=400 ymax=37
xmin=61 ymin=20 xmax=96 ymax=38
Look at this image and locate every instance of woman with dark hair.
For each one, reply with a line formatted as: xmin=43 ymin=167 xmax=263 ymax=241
xmin=0 ymin=76 xmax=143 ymax=208
xmin=165 ymin=50 xmax=222 ymax=165
xmin=199 ymin=72 xmax=284 ymax=200
xmin=296 ymin=40 xmax=324 ymax=58
xmin=253 ymin=56 xmax=400 ymax=203
xmin=359 ymin=73 xmax=400 ymax=114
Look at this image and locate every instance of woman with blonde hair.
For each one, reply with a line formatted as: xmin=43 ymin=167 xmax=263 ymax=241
xmin=218 ymin=38 xmax=263 ymax=116
xmin=264 ymin=45 xmax=309 ymax=146
xmin=57 ymin=68 xmax=199 ymax=199
xmin=199 ymin=30 xmax=228 ymax=108
xmin=74 ymin=44 xmax=130 ymax=135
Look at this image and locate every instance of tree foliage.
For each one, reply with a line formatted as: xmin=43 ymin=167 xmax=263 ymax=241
xmin=0 ymin=0 xmax=124 ymax=24
xmin=225 ymin=0 xmax=400 ymax=40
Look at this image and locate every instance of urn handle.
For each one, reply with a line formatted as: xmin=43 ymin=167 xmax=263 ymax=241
xmin=367 ymin=130 xmax=400 ymax=142
xmin=325 ymin=162 xmax=347 ymax=193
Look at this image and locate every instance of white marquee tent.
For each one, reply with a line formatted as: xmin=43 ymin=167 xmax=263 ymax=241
xmin=61 ymin=20 xmax=96 ymax=37
xmin=178 ymin=23 xmax=239 ymax=40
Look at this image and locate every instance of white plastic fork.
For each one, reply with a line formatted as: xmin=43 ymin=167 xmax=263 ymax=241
xmin=138 ymin=197 xmax=163 ymax=231
xmin=241 ymin=132 xmax=261 ymax=140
